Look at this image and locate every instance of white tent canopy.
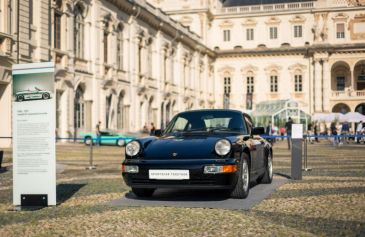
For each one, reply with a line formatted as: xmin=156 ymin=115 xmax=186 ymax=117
xmin=312 ymin=112 xmax=365 ymax=123
xmin=340 ymin=112 xmax=365 ymax=123
xmin=312 ymin=113 xmax=345 ymax=122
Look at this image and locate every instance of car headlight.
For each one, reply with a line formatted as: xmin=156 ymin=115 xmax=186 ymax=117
xmin=125 ymin=141 xmax=141 ymax=156
xmin=215 ymin=139 xmax=231 ymax=156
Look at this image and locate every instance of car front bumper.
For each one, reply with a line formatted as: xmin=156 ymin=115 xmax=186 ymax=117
xmin=122 ymin=158 xmax=239 ymax=189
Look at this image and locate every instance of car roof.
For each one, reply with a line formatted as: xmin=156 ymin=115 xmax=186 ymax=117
xmin=177 ymin=109 xmax=248 ymax=116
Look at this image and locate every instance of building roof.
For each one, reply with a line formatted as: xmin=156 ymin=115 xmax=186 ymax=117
xmin=222 ymin=0 xmax=316 ymax=7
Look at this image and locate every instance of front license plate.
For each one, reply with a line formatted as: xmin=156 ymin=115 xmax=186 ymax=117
xmin=149 ymin=170 xmax=190 ymax=180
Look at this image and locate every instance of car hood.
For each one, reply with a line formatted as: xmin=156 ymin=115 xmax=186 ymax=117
xmin=142 ymin=135 xmax=235 ymax=159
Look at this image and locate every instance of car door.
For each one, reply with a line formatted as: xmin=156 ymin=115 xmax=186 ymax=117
xmin=243 ymin=114 xmax=260 ymax=175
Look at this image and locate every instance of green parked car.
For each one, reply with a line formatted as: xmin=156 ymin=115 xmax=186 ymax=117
xmin=81 ymin=131 xmax=135 ymax=147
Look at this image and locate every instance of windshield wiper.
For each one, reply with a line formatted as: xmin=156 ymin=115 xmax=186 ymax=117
xmin=182 ymin=128 xmax=208 ymax=133
xmin=208 ymin=128 xmax=241 ymax=133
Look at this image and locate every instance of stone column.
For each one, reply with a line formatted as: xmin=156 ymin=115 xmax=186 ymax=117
xmin=322 ymin=59 xmax=331 ymax=112
xmin=313 ymin=59 xmax=322 ymax=112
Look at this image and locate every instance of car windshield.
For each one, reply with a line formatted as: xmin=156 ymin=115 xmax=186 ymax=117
xmin=164 ymin=110 xmax=248 ymax=135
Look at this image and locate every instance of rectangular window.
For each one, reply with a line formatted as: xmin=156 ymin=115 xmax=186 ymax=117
xmin=336 ymin=76 xmax=345 ymax=91
xmin=270 ymin=75 xmax=278 ymax=92
xmin=294 ymin=25 xmax=302 ymax=38
xmin=336 ymin=23 xmax=345 ymax=39
xmin=103 ymin=31 xmax=108 ymax=63
xmin=224 ymin=77 xmax=231 ymax=94
xmin=7 ymin=0 xmax=12 ymax=34
xmin=54 ymin=12 xmax=61 ymax=49
xmin=247 ymin=76 xmax=254 ymax=93
xmin=246 ymin=28 xmax=254 ymax=41
xmin=269 ymin=27 xmax=278 ymax=39
xmin=223 ymin=30 xmax=230 ymax=42
xmin=294 ymin=75 xmax=303 ymax=92
xmin=117 ymin=32 xmax=123 ymax=69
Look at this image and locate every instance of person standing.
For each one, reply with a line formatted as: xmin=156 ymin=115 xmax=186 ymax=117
xmin=265 ymin=121 xmax=273 ymax=144
xmin=356 ymin=121 xmax=363 ymax=144
xmin=314 ymin=123 xmax=319 ymax=142
xmin=279 ymin=127 xmax=285 ymax=141
xmin=150 ymin=122 xmax=156 ymax=136
xmin=285 ymin=117 xmax=293 ymax=150
xmin=96 ymin=121 xmax=101 ymax=145
xmin=341 ymin=121 xmax=349 ymax=144
xmin=330 ymin=122 xmax=338 ymax=146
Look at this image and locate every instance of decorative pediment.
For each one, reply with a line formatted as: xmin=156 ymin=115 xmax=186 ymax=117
xmin=218 ymin=65 xmax=235 ymax=75
xmin=242 ymin=18 xmax=257 ymax=26
xmin=264 ymin=64 xmax=282 ymax=74
xmin=241 ymin=65 xmax=258 ymax=75
xmin=219 ymin=20 xmax=234 ymax=28
xmin=289 ymin=15 xmax=306 ymax=24
xmin=265 ymin=16 xmax=281 ymax=25
xmin=288 ymin=63 xmax=307 ymax=74
xmin=332 ymin=13 xmax=349 ymax=22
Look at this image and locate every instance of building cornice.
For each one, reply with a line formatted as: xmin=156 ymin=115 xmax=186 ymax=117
xmin=214 ymin=6 xmax=365 ymax=20
xmin=107 ymin=0 xmax=216 ymax=58
xmin=216 ymin=43 xmax=365 ymax=57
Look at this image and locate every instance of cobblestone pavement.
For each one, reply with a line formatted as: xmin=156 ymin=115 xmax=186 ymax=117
xmin=0 ymin=140 xmax=364 ymax=236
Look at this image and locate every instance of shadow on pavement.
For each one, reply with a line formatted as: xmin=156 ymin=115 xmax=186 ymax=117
xmin=57 ymin=183 xmax=86 ymax=204
xmin=107 ymin=175 xmax=288 ymax=210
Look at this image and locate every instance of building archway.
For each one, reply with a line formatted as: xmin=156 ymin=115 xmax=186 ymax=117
xmin=332 ymin=103 xmax=351 ymax=114
xmin=74 ymin=86 xmax=85 ymax=137
xmin=354 ymin=60 xmax=365 ymax=90
xmin=355 ymin=103 xmax=365 ymax=116
xmin=331 ymin=61 xmax=351 ymax=91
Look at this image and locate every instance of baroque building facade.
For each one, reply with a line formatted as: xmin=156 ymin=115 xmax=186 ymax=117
xmin=0 ymin=0 xmax=365 ymax=147
xmin=150 ymin=0 xmax=365 ymax=116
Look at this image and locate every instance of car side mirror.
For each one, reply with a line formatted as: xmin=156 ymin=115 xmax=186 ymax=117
xmin=252 ymin=127 xmax=265 ymax=136
xmin=153 ymin=129 xmax=163 ymax=137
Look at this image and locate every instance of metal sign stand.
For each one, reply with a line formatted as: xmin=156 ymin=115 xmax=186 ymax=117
xmin=86 ymin=139 xmax=96 ymax=170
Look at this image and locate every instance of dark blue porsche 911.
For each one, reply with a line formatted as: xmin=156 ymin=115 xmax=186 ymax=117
xmin=122 ymin=109 xmax=273 ymax=199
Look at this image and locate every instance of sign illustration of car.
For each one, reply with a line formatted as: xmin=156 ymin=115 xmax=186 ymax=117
xmin=81 ymin=131 xmax=135 ymax=147
xmin=122 ymin=109 xmax=273 ymax=199
xmin=15 ymin=87 xmax=52 ymax=102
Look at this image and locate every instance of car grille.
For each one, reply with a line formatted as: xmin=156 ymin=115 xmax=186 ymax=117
xmin=131 ymin=179 xmax=216 ymax=185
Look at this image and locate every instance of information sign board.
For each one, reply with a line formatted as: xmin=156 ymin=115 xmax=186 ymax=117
xmin=12 ymin=62 xmax=56 ymax=206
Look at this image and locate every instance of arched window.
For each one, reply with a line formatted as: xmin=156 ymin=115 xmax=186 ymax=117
xmin=74 ymin=4 xmax=84 ymax=58
xmin=54 ymin=0 xmax=62 ymax=49
xmin=7 ymin=0 xmax=13 ymax=34
xmin=75 ymin=86 xmax=84 ymax=129
xmin=116 ymin=24 xmax=123 ymax=70
xmin=103 ymin=21 xmax=109 ymax=64
xmin=137 ymin=36 xmax=143 ymax=77
xmin=117 ymin=92 xmax=124 ymax=130
xmin=106 ymin=94 xmax=112 ymax=129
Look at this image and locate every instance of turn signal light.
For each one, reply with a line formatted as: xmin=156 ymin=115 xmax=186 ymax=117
xmin=204 ymin=165 xmax=237 ymax=174
xmin=222 ymin=165 xmax=237 ymax=173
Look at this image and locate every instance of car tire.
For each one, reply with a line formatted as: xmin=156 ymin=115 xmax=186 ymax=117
xmin=117 ymin=139 xmax=125 ymax=147
xmin=17 ymin=95 xmax=24 ymax=102
xmin=42 ymin=93 xmax=50 ymax=99
xmin=230 ymin=153 xmax=250 ymax=199
xmin=132 ymin=188 xmax=155 ymax=198
xmin=84 ymin=137 xmax=93 ymax=146
xmin=260 ymin=152 xmax=273 ymax=184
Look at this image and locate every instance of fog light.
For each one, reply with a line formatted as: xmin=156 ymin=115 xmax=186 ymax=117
xmin=204 ymin=165 xmax=237 ymax=174
xmin=122 ymin=165 xmax=139 ymax=173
